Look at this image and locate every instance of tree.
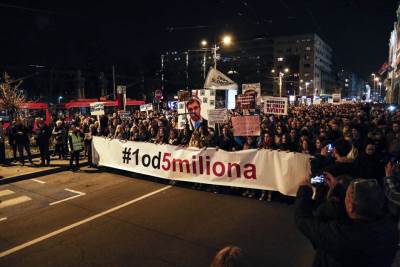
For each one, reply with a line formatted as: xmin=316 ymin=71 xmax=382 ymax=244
xmin=0 ymin=72 xmax=25 ymax=118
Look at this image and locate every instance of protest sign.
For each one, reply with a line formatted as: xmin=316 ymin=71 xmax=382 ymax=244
xmin=242 ymin=83 xmax=261 ymax=105
xmin=140 ymin=103 xmax=153 ymax=112
xmin=118 ymin=111 xmax=131 ymax=119
xmin=208 ymin=109 xmax=228 ymax=125
xmin=90 ymin=102 xmax=105 ymax=116
xmin=263 ymin=97 xmax=288 ymax=115
xmin=231 ymin=116 xmax=260 ymax=136
xmin=236 ymin=94 xmax=256 ymax=110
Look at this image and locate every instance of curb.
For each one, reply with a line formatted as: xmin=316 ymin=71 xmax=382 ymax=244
xmin=0 ymin=162 xmax=89 ymax=185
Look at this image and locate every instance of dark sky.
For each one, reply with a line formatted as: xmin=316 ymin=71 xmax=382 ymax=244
xmin=0 ymin=0 xmax=398 ymax=79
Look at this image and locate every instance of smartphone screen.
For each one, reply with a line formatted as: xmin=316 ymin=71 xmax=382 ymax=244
xmin=310 ymin=174 xmax=325 ymax=185
xmin=327 ymin=144 xmax=333 ymax=153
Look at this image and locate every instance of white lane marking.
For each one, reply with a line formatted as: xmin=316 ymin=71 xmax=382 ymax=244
xmin=0 ymin=190 xmax=15 ymax=197
xmin=0 ymin=185 xmax=172 ymax=258
xmin=0 ymin=217 xmax=7 ymax=222
xmin=0 ymin=196 xmax=32 ymax=209
xmin=32 ymin=179 xmax=46 ymax=184
xmin=49 ymin=189 xmax=86 ymax=206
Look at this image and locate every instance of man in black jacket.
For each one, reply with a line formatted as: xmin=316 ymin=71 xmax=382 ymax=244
xmin=35 ymin=118 xmax=52 ymax=166
xmin=295 ymin=178 xmax=398 ymax=267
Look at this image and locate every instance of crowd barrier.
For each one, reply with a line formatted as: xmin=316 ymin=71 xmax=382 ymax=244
xmin=92 ymin=136 xmax=311 ymax=196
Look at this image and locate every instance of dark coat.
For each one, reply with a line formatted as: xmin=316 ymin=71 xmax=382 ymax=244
xmin=295 ymin=186 xmax=398 ymax=267
xmin=36 ymin=124 xmax=52 ymax=146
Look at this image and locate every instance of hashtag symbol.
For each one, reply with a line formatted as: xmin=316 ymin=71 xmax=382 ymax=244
xmin=122 ymin=147 xmax=131 ymax=164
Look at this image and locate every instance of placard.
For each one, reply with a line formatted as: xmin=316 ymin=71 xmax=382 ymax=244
xmin=208 ymin=109 xmax=228 ymax=125
xmin=263 ymin=97 xmax=288 ymax=115
xmin=231 ymin=116 xmax=260 ymax=136
xmin=90 ymin=102 xmax=105 ymax=116
xmin=140 ymin=103 xmax=153 ymax=112
xmin=236 ymin=94 xmax=256 ymax=110
xmin=242 ymin=83 xmax=261 ymax=105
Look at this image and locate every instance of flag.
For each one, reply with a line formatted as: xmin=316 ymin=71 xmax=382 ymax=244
xmin=204 ymin=68 xmax=238 ymax=90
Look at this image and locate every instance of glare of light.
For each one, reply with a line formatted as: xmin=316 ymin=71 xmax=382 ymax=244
xmin=277 ymin=57 xmax=284 ymax=62
xmin=300 ymin=79 xmax=304 ymax=83
xmin=222 ymin=35 xmax=233 ymax=46
xmin=284 ymin=68 xmax=289 ymax=73
xmin=271 ymin=69 xmax=276 ymax=73
xmin=388 ymin=105 xmax=396 ymax=112
xmin=201 ymin=40 xmax=208 ymax=47
xmin=374 ymin=77 xmax=380 ymax=82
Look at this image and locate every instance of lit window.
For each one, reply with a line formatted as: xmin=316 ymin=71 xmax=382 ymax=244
xmin=277 ymin=57 xmax=284 ymax=62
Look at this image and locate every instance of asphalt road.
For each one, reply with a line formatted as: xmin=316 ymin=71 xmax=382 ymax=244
xmin=0 ymin=168 xmax=313 ymax=267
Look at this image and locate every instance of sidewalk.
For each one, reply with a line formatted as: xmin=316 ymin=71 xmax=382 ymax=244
xmin=0 ymin=157 xmax=89 ymax=185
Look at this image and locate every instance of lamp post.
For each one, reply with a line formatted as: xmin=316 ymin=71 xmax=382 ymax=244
xmin=305 ymin=81 xmax=310 ymax=96
xmin=201 ymin=34 xmax=233 ymax=70
xmin=272 ymin=68 xmax=289 ymax=97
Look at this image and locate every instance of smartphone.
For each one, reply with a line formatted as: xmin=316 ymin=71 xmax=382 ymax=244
xmin=310 ymin=174 xmax=325 ymax=185
xmin=327 ymin=144 xmax=334 ymax=153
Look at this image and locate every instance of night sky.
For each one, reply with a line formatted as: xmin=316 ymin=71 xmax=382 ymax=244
xmin=0 ymin=0 xmax=397 ymax=80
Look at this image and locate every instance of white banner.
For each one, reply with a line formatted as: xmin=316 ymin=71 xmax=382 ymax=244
xmin=204 ymin=68 xmax=238 ymax=90
xmin=92 ymin=137 xmax=311 ymax=196
xmin=263 ymin=97 xmax=288 ymax=115
xmin=90 ymin=102 xmax=105 ymax=116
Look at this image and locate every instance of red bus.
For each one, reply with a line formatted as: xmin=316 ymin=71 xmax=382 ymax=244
xmin=19 ymin=102 xmax=51 ymax=128
xmin=65 ymin=98 xmax=145 ymax=120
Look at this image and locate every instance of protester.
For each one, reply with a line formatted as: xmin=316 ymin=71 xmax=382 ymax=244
xmin=52 ymin=120 xmax=66 ymax=159
xmin=295 ymin=177 xmax=398 ymax=267
xmin=13 ymin=119 xmax=33 ymax=165
xmin=68 ymin=124 xmax=83 ymax=171
xmin=35 ymin=118 xmax=52 ymax=166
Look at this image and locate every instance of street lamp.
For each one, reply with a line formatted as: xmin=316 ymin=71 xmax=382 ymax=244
xmin=202 ymin=34 xmax=234 ymax=69
xmin=305 ymin=82 xmax=310 ymax=96
xmin=272 ymin=68 xmax=290 ymax=97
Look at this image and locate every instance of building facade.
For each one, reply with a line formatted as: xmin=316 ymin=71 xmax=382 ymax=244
xmin=386 ymin=4 xmax=400 ymax=104
xmin=272 ymin=33 xmax=335 ymax=97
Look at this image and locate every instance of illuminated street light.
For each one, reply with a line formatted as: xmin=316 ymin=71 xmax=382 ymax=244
xmin=202 ymin=34 xmax=234 ymax=69
xmin=271 ymin=67 xmax=290 ymax=97
xmin=222 ymin=35 xmax=233 ymax=46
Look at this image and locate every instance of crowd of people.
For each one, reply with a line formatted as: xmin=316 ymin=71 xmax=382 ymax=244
xmin=2 ymin=101 xmax=400 ymax=266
